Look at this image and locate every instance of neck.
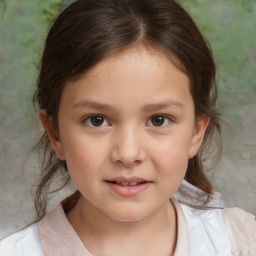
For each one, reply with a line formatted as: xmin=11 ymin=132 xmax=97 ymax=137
xmin=67 ymin=196 xmax=177 ymax=256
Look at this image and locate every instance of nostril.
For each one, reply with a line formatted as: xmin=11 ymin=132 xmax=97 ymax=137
xmin=115 ymin=158 xmax=142 ymax=166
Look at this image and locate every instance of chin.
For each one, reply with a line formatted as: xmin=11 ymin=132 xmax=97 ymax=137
xmin=106 ymin=208 xmax=151 ymax=222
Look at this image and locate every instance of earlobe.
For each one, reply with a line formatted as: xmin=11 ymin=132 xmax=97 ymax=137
xmin=39 ymin=110 xmax=66 ymax=160
xmin=188 ymin=115 xmax=210 ymax=159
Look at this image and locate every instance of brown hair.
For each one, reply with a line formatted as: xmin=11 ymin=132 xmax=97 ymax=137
xmin=33 ymin=0 xmax=221 ymax=220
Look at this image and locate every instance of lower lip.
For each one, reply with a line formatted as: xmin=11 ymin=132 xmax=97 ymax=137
xmin=106 ymin=182 xmax=152 ymax=197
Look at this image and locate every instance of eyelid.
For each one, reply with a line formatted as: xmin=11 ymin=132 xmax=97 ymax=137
xmin=82 ymin=114 xmax=111 ymax=127
xmin=146 ymin=114 xmax=173 ymax=127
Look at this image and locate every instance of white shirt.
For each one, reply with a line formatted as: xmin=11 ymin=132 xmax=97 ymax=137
xmin=0 ymin=223 xmax=44 ymax=255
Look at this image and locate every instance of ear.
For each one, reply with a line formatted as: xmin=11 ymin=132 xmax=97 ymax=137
xmin=188 ymin=115 xmax=210 ymax=159
xmin=39 ymin=110 xmax=66 ymax=160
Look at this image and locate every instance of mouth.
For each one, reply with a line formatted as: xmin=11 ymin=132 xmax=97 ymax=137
xmin=106 ymin=180 xmax=149 ymax=186
xmin=105 ymin=176 xmax=152 ymax=186
xmin=105 ymin=177 xmax=152 ymax=196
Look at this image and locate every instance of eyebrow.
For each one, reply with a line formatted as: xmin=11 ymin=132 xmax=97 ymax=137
xmin=72 ymin=101 xmax=113 ymax=110
xmin=142 ymin=100 xmax=184 ymax=112
xmin=72 ymin=100 xmax=184 ymax=112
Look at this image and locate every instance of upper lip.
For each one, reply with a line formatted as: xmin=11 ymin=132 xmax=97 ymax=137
xmin=105 ymin=176 xmax=151 ymax=183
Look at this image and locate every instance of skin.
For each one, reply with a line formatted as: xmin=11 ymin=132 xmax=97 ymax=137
xmin=40 ymin=47 xmax=209 ymax=256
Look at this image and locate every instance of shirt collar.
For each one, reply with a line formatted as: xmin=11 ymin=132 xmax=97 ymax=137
xmin=39 ymin=196 xmax=190 ymax=255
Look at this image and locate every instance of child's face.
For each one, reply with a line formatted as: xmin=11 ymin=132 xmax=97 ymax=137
xmin=42 ymin=47 xmax=209 ymax=222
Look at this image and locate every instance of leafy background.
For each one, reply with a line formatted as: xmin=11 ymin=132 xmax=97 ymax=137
xmin=0 ymin=0 xmax=255 ymax=238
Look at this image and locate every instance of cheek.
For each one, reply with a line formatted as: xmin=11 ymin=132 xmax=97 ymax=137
xmin=150 ymin=139 xmax=189 ymax=187
xmin=151 ymin=133 xmax=193 ymax=164
xmin=61 ymin=128 xmax=103 ymax=160
xmin=157 ymin=150 xmax=188 ymax=178
xmin=64 ymin=148 xmax=103 ymax=198
xmin=158 ymin=156 xmax=188 ymax=196
xmin=60 ymin=135 xmax=103 ymax=175
xmin=66 ymin=149 xmax=103 ymax=174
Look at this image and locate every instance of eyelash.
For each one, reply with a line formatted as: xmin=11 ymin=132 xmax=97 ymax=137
xmin=82 ymin=114 xmax=173 ymax=128
xmin=147 ymin=115 xmax=172 ymax=127
xmin=82 ymin=115 xmax=110 ymax=127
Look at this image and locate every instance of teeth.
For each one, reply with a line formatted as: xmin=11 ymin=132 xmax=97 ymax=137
xmin=116 ymin=181 xmax=140 ymax=186
xmin=112 ymin=181 xmax=145 ymax=186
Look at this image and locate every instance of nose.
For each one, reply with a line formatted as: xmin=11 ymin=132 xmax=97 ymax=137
xmin=110 ymin=126 xmax=146 ymax=167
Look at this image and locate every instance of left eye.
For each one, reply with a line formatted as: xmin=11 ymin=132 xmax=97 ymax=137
xmin=147 ymin=115 xmax=171 ymax=127
xmin=83 ymin=115 xmax=110 ymax=127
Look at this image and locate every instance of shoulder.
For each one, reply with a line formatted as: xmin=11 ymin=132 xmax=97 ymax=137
xmin=175 ymin=180 xmax=256 ymax=255
xmin=176 ymin=201 xmax=233 ymax=256
xmin=223 ymin=207 xmax=256 ymax=255
xmin=0 ymin=223 xmax=45 ymax=256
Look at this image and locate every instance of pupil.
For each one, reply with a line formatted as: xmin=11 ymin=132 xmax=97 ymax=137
xmin=152 ymin=116 xmax=164 ymax=126
xmin=91 ymin=116 xmax=104 ymax=126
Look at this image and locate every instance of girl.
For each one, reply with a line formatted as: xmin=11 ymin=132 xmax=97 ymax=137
xmin=0 ymin=0 xmax=255 ymax=255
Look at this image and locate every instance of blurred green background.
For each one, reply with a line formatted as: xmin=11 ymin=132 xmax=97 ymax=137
xmin=0 ymin=0 xmax=255 ymax=237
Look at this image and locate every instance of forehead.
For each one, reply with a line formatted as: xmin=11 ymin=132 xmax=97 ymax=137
xmin=62 ymin=47 xmax=192 ymax=111
xmin=86 ymin=46 xmax=186 ymax=81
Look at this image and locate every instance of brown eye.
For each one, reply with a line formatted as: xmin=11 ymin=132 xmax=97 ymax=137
xmin=91 ymin=116 xmax=104 ymax=126
xmin=148 ymin=115 xmax=171 ymax=127
xmin=151 ymin=115 xmax=164 ymax=126
xmin=84 ymin=115 xmax=109 ymax=127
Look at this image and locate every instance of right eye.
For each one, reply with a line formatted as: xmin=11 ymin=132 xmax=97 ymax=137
xmin=83 ymin=115 xmax=110 ymax=127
